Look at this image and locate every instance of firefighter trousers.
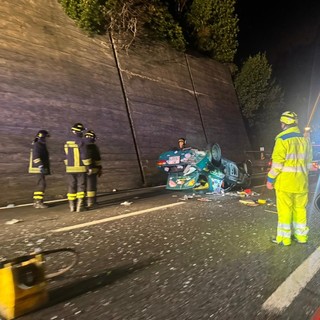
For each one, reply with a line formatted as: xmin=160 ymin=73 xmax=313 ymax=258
xmin=275 ymin=189 xmax=309 ymax=245
xmin=87 ymin=173 xmax=98 ymax=201
xmin=33 ymin=174 xmax=46 ymax=200
xmin=67 ymin=173 xmax=86 ymax=201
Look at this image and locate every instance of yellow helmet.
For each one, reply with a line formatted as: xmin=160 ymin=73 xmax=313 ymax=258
xmin=280 ymin=111 xmax=298 ymax=125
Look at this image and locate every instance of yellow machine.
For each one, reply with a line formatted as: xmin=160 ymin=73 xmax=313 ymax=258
xmin=0 ymin=254 xmax=48 ymax=320
xmin=0 ymin=248 xmax=78 ymax=320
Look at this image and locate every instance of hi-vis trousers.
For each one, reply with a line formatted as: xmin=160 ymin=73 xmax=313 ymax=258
xmin=275 ymin=190 xmax=309 ymax=245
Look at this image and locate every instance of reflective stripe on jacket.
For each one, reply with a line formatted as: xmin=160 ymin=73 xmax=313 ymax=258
xmin=64 ymin=136 xmax=92 ymax=173
xmin=28 ymin=140 xmax=50 ymax=174
xmin=267 ymin=126 xmax=312 ymax=193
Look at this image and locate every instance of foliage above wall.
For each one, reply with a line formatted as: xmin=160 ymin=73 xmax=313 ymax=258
xmin=58 ymin=0 xmax=238 ymax=63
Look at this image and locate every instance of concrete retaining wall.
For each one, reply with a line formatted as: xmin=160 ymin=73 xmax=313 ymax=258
xmin=0 ymin=0 xmax=250 ymax=206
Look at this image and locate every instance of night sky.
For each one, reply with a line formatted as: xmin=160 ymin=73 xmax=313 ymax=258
xmin=235 ymin=0 xmax=320 ymax=126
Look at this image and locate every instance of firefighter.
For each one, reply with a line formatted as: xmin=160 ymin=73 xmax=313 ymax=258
xmin=28 ymin=130 xmax=51 ymax=209
xmin=64 ymin=123 xmax=92 ymax=212
xmin=267 ymin=111 xmax=313 ymax=246
xmin=178 ymin=137 xmax=187 ymax=150
xmin=84 ymin=130 xmax=102 ymax=208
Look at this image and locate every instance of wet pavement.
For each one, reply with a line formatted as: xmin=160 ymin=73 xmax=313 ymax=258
xmin=0 ymin=181 xmax=320 ymax=320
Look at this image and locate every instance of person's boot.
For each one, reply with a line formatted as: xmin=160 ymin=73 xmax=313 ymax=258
xmin=76 ymin=198 xmax=85 ymax=212
xmin=86 ymin=197 xmax=95 ymax=209
xmin=69 ymin=200 xmax=76 ymax=212
xmin=34 ymin=199 xmax=48 ymax=209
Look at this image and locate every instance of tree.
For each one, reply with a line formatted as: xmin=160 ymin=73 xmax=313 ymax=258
xmin=234 ymin=53 xmax=272 ymax=121
xmin=186 ymin=0 xmax=238 ymax=63
xmin=144 ymin=1 xmax=186 ymax=50
xmin=234 ymin=53 xmax=284 ymax=146
xmin=252 ymin=79 xmax=285 ymax=147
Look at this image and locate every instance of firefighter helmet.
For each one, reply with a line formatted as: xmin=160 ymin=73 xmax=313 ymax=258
xmin=84 ymin=130 xmax=96 ymax=140
xmin=71 ymin=123 xmax=85 ymax=132
xmin=280 ymin=111 xmax=298 ymax=125
xmin=36 ymin=130 xmax=50 ymax=138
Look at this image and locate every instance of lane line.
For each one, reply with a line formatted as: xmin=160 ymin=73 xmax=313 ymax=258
xmin=0 ymin=185 xmax=167 ymax=210
xmin=52 ymin=202 xmax=186 ymax=233
xmin=262 ymin=247 xmax=320 ymax=313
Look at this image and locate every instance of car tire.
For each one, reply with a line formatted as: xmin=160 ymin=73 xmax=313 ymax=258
xmin=206 ymin=143 xmax=222 ymax=167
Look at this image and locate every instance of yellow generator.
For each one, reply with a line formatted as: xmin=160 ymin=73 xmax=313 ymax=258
xmin=0 ymin=254 xmax=48 ymax=320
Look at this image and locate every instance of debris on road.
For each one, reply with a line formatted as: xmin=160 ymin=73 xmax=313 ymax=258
xmin=239 ymin=197 xmax=268 ymax=206
xmin=179 ymin=195 xmax=189 ymax=201
xmin=120 ymin=201 xmax=133 ymax=206
xmin=5 ymin=218 xmax=22 ymax=225
xmin=265 ymin=209 xmax=278 ymax=214
xmin=197 ymin=198 xmax=212 ymax=202
xmin=239 ymin=200 xmax=259 ymax=207
xmin=237 ymin=190 xmax=260 ymax=198
xmin=178 ymin=194 xmax=197 ymax=201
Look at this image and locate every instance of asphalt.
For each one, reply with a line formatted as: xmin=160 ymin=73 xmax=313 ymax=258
xmin=1 ymin=175 xmax=320 ymax=319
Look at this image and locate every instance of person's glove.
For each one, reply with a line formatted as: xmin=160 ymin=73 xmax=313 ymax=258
xmin=87 ymin=168 xmax=93 ymax=176
xmin=39 ymin=166 xmax=50 ymax=175
xmin=266 ymin=181 xmax=274 ymax=190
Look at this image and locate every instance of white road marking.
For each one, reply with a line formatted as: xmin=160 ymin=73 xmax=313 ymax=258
xmin=262 ymin=247 xmax=320 ymax=314
xmin=52 ymin=202 xmax=186 ymax=233
xmin=0 ymin=185 xmax=167 ymax=210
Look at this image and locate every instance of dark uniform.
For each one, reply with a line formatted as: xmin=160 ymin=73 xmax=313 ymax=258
xmin=64 ymin=123 xmax=92 ymax=212
xmin=84 ymin=130 xmax=102 ymax=208
xmin=28 ymin=130 xmax=50 ymax=209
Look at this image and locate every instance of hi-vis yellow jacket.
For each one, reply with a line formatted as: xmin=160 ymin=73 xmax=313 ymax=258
xmin=267 ymin=126 xmax=312 ymax=193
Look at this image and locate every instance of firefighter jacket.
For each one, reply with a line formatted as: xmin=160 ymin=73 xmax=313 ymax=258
xmin=267 ymin=126 xmax=312 ymax=193
xmin=85 ymin=142 xmax=102 ymax=174
xmin=28 ymin=139 xmax=50 ymax=174
xmin=64 ymin=135 xmax=92 ymax=173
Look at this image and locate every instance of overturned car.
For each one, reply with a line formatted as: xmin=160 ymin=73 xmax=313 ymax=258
xmin=157 ymin=144 xmax=252 ymax=192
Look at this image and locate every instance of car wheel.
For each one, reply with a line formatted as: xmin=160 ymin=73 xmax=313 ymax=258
xmin=206 ymin=143 xmax=222 ymax=167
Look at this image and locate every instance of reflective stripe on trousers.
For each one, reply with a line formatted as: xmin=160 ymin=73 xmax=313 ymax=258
xmin=67 ymin=173 xmax=86 ymax=200
xmin=34 ymin=174 xmax=46 ymax=200
xmin=87 ymin=174 xmax=97 ymax=199
xmin=33 ymin=191 xmax=44 ymax=200
xmin=275 ymin=189 xmax=309 ymax=244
